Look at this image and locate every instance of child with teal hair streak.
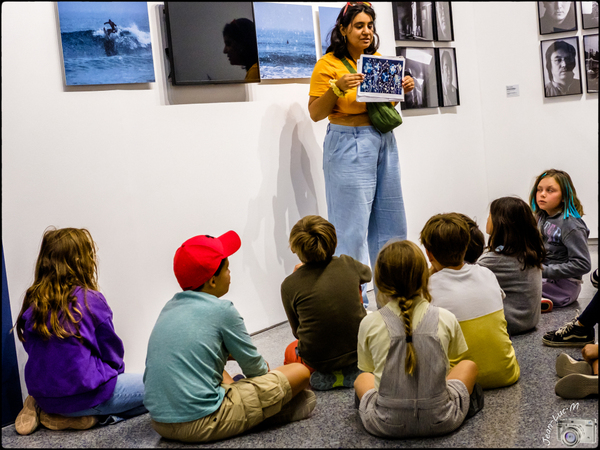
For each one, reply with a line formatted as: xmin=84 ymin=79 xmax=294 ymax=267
xmin=529 ymin=169 xmax=591 ymax=311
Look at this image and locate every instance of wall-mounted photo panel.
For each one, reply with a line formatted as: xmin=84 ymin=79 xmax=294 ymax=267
xmin=57 ymin=2 xmax=155 ymax=86
xmin=434 ymin=2 xmax=454 ymax=41
xmin=253 ymin=2 xmax=317 ymax=79
xmin=538 ymin=1 xmax=577 ymax=34
xmin=318 ymin=6 xmax=340 ymax=57
xmin=436 ymin=47 xmax=460 ymax=106
xmin=392 ymin=2 xmax=434 ymax=41
xmin=583 ymin=34 xmax=599 ymax=92
xmin=581 ymin=1 xmax=599 ymax=29
xmin=541 ymin=36 xmax=583 ymax=96
xmin=164 ymin=2 xmax=259 ymax=85
xmin=396 ymin=46 xmax=438 ymax=109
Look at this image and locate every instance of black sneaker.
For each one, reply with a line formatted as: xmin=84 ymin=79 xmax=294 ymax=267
xmin=466 ymin=383 xmax=484 ymax=418
xmin=542 ymin=317 xmax=595 ymax=347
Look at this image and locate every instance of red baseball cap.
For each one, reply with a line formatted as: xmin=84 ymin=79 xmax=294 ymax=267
xmin=173 ymin=231 xmax=241 ymax=291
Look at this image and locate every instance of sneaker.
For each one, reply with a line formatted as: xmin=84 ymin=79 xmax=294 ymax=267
xmin=542 ymin=317 xmax=595 ymax=347
xmin=310 ymin=371 xmax=338 ymax=391
xmin=556 ymin=353 xmax=593 ymax=378
xmin=15 ymin=396 xmax=40 ymax=436
xmin=310 ymin=364 xmax=361 ymax=390
xmin=466 ymin=383 xmax=484 ymax=418
xmin=341 ymin=364 xmax=362 ymax=388
xmin=555 ymin=374 xmax=599 ymax=399
xmin=40 ymin=412 xmax=98 ymax=431
xmin=541 ymin=298 xmax=553 ymax=313
xmin=265 ymin=389 xmax=316 ymax=425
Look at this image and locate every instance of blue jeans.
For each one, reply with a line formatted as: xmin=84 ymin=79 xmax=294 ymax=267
xmin=61 ymin=373 xmax=147 ymax=424
xmin=323 ymin=124 xmax=407 ymax=307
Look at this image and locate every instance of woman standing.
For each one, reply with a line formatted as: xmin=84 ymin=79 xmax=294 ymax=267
xmin=308 ymin=2 xmax=414 ymax=308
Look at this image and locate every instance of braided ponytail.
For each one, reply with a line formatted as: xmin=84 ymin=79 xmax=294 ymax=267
xmin=396 ymin=295 xmax=417 ymax=375
xmin=375 ymin=240 xmax=431 ymax=376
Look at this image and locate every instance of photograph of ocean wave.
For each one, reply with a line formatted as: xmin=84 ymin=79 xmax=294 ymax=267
xmin=57 ymin=2 xmax=155 ymax=86
xmin=253 ymin=2 xmax=317 ymax=79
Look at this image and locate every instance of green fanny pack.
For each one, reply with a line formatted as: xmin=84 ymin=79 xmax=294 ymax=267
xmin=341 ymin=57 xmax=402 ymax=134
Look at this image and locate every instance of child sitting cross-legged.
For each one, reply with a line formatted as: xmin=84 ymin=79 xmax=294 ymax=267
xmin=421 ymin=213 xmax=520 ymax=389
xmin=354 ymin=240 xmax=482 ymax=439
xmin=143 ymin=231 xmax=316 ymax=443
xmin=281 ymin=215 xmax=372 ymax=390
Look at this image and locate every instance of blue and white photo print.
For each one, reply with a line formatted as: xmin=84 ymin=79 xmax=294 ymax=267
xmin=253 ymin=2 xmax=317 ymax=79
xmin=57 ymin=2 xmax=155 ymax=86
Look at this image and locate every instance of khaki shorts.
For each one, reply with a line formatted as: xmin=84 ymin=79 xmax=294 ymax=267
xmin=151 ymin=370 xmax=292 ymax=443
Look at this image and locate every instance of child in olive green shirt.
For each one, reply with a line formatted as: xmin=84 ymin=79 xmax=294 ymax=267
xmin=281 ymin=215 xmax=372 ymax=390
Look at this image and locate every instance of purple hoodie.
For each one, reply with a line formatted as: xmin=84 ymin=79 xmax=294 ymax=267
xmin=21 ymin=287 xmax=125 ymax=414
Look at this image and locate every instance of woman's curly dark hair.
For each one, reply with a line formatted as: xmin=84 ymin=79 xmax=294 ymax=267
xmin=326 ymin=3 xmax=380 ymax=61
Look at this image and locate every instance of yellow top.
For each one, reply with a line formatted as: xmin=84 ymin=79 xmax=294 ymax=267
xmin=428 ymin=264 xmax=520 ymax=389
xmin=450 ymin=310 xmax=520 ymax=389
xmin=357 ymin=296 xmax=467 ymax=391
xmin=309 ymin=52 xmax=382 ymax=121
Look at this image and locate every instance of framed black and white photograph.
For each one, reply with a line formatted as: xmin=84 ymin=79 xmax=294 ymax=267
xmin=434 ymin=2 xmax=454 ymax=41
xmin=538 ymin=2 xmax=577 ymax=34
xmin=436 ymin=47 xmax=460 ymax=106
xmin=581 ymin=1 xmax=599 ymax=29
xmin=392 ymin=2 xmax=434 ymax=41
xmin=395 ymin=46 xmax=438 ymax=109
xmin=583 ymin=34 xmax=599 ymax=92
xmin=541 ymin=36 xmax=583 ymax=96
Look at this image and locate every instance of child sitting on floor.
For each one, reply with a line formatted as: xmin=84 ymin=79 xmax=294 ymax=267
xmin=457 ymin=213 xmax=485 ymax=264
xmin=421 ymin=213 xmax=520 ymax=389
xmin=14 ymin=227 xmax=147 ymax=436
xmin=143 ymin=231 xmax=315 ymax=443
xmin=354 ymin=239 xmax=482 ymax=438
xmin=281 ymin=215 xmax=372 ymax=390
xmin=477 ymin=196 xmax=546 ymax=335
xmin=529 ymin=169 xmax=591 ymax=312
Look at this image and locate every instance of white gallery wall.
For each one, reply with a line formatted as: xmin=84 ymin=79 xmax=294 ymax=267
xmin=2 ymin=2 xmax=597 ymax=396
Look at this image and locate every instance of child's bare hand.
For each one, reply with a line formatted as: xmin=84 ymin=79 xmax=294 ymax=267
xmin=582 ymin=344 xmax=598 ymax=363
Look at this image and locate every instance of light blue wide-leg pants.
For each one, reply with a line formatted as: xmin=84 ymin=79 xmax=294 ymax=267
xmin=323 ymin=124 xmax=407 ymax=306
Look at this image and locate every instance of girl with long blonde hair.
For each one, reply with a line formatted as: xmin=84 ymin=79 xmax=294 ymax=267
xmin=354 ymin=240 xmax=480 ymax=438
xmin=13 ymin=227 xmax=146 ymax=435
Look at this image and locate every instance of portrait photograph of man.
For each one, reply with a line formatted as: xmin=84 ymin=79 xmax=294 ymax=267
xmin=541 ymin=37 xmax=582 ymax=97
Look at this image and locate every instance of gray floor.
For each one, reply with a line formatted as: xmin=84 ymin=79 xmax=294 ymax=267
xmin=3 ymin=243 xmax=598 ymax=448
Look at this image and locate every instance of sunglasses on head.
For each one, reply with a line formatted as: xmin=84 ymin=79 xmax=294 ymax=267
xmin=343 ymin=2 xmax=372 ymax=16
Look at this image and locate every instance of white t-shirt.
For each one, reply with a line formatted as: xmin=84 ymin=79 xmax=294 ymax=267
xmin=429 ymin=264 xmax=505 ymax=320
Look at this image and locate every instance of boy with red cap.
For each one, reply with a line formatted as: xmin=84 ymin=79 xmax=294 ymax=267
xmin=143 ymin=231 xmax=315 ymax=443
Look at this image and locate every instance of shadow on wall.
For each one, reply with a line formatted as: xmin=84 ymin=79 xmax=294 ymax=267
xmin=274 ymin=102 xmax=324 ymax=273
xmin=242 ymin=103 xmax=325 ymax=322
